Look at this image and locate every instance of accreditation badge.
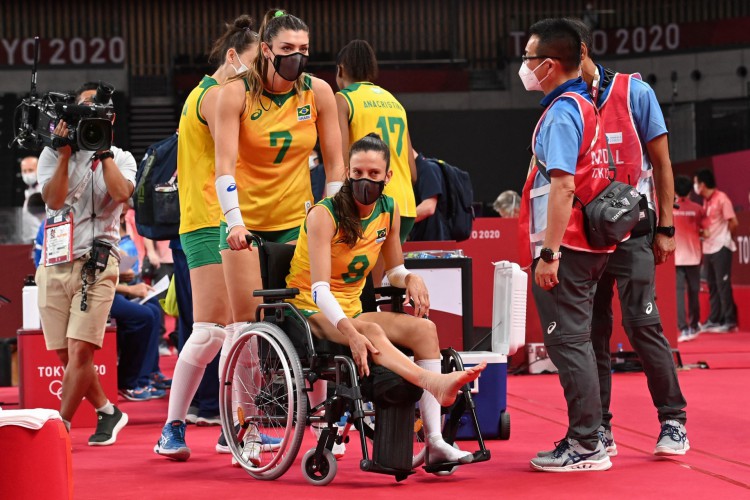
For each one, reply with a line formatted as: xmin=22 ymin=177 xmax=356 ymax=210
xmin=44 ymin=210 xmax=74 ymax=266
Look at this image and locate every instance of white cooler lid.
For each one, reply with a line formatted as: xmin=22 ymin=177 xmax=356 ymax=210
xmin=456 ymin=351 xmax=506 ymax=364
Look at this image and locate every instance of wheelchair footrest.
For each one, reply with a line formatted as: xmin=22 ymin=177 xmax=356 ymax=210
xmin=359 ymin=459 xmax=415 ymax=482
xmin=422 ymin=449 xmax=491 ymax=473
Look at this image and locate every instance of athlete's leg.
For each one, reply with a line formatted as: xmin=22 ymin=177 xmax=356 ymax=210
xmin=306 ymin=314 xmax=485 ymax=407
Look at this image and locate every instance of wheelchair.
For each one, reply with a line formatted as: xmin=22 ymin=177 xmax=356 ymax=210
xmin=219 ymin=235 xmax=490 ymax=485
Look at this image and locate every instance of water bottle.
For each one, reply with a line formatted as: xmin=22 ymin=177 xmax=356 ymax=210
xmin=22 ymin=274 xmax=41 ymax=329
xmin=614 ymin=343 xmax=625 ymax=365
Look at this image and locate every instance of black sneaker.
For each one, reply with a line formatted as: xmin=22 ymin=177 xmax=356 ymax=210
xmin=88 ymin=406 xmax=128 ymax=446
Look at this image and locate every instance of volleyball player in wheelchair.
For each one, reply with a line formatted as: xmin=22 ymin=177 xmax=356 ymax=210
xmin=220 ymin=134 xmax=488 ymax=484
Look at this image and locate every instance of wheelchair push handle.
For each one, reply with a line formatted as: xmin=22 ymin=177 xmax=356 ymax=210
xmin=245 ymin=233 xmax=264 ymax=248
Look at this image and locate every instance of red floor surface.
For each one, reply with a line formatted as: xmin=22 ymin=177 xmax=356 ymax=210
xmin=3 ymin=331 xmax=749 ymax=499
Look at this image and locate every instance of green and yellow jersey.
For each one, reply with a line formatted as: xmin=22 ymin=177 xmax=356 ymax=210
xmin=286 ymin=195 xmax=395 ymax=317
xmin=338 ymin=82 xmax=415 ymax=218
xmin=234 ymin=74 xmax=318 ymax=231
xmin=178 ymin=76 xmax=220 ymax=234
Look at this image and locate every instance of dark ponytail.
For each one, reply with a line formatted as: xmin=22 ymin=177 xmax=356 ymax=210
xmin=208 ymin=14 xmax=259 ymax=68
xmin=336 ymin=39 xmax=378 ymax=82
xmin=332 ymin=133 xmax=390 ymax=247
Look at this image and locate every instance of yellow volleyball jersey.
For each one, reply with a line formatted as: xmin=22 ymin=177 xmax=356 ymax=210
xmin=235 ymin=75 xmax=318 ymax=231
xmin=178 ymin=76 xmax=220 ymax=234
xmin=338 ymin=82 xmax=416 ymax=217
xmin=287 ymin=195 xmax=395 ymax=317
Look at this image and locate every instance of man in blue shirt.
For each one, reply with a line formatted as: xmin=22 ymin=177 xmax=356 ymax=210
xmin=520 ymin=19 xmax=614 ymax=472
xmin=566 ymin=18 xmax=689 ymax=458
xmin=410 ymin=151 xmax=450 ymax=241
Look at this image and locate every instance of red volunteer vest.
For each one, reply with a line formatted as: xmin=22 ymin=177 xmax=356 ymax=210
xmin=598 ymin=73 xmax=658 ymax=210
xmin=518 ymin=91 xmax=615 ymax=268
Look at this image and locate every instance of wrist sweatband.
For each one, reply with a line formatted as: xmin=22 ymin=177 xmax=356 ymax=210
xmin=326 ymin=181 xmax=343 ymax=197
xmin=385 ymin=264 xmax=412 ymax=288
xmin=215 ymin=175 xmax=244 ymax=230
xmin=312 ymin=281 xmax=347 ymax=327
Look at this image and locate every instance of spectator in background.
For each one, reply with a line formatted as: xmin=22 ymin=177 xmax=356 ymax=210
xmin=112 ymin=211 xmax=170 ymax=401
xmin=694 ymin=169 xmax=738 ymax=333
xmin=309 ymin=147 xmax=326 ymax=203
xmin=493 ymin=190 xmax=521 ymax=218
xmin=20 ymin=156 xmax=43 ymax=242
xmin=674 ymin=175 xmax=705 ymax=342
xmin=410 ymin=150 xmax=450 ymax=242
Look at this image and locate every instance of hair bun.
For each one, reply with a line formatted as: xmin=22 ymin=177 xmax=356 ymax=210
xmin=233 ymin=14 xmax=255 ymax=31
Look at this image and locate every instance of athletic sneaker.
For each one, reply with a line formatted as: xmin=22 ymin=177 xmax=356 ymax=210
xmin=598 ymin=426 xmax=617 ymax=457
xmin=714 ymin=323 xmax=738 ymax=333
xmin=185 ymin=406 xmax=199 ymax=425
xmin=196 ymin=414 xmax=221 ymax=426
xmin=231 ymin=426 xmax=262 ymax=467
xmin=88 ymin=406 xmax=128 ymax=446
xmin=154 ymin=420 xmax=191 ymax=461
xmin=530 ymin=438 xmax=612 ymax=472
xmin=216 ymin=428 xmax=283 ymax=453
xmin=146 ymin=384 xmax=167 ymax=400
xmin=119 ymin=386 xmax=152 ymax=402
xmin=677 ymin=328 xmax=693 ymax=343
xmin=654 ymin=420 xmax=690 ymax=456
xmin=150 ymin=372 xmax=172 ymax=390
xmin=699 ymin=321 xmax=722 ymax=332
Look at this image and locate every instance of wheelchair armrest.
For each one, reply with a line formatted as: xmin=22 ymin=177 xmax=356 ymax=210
xmin=253 ymin=288 xmax=299 ymax=301
xmin=372 ymin=286 xmax=406 ymax=297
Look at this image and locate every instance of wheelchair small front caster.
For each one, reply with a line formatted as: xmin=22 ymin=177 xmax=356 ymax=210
xmin=301 ymin=448 xmax=337 ymax=486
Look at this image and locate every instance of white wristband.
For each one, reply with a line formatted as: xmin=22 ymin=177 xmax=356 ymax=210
xmin=312 ymin=281 xmax=347 ymax=327
xmin=385 ymin=264 xmax=412 ymax=288
xmin=215 ymin=175 xmax=244 ymax=230
xmin=325 ymin=181 xmax=343 ymax=197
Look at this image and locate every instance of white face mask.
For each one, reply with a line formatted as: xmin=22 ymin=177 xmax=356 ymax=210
xmin=22 ymin=172 xmax=37 ymax=186
xmin=518 ymin=59 xmax=551 ymax=92
xmin=693 ymin=183 xmax=701 ymax=196
xmin=308 ymin=155 xmax=318 ymax=170
xmin=231 ymin=60 xmax=249 ymax=75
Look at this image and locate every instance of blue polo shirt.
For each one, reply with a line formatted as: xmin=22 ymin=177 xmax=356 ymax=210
xmin=533 ymin=78 xmax=590 ymax=176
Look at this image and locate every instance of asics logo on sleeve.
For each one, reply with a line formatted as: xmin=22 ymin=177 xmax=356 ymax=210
xmin=227 ymin=184 xmax=237 ymax=192
xmin=645 ymin=302 xmax=653 ymax=314
xmin=547 ymin=322 xmax=557 ymax=334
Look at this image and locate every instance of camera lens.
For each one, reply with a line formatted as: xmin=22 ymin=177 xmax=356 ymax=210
xmin=77 ymin=119 xmax=111 ymax=151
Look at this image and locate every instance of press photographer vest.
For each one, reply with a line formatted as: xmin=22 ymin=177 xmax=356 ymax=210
xmin=518 ymin=91 xmax=615 ymax=268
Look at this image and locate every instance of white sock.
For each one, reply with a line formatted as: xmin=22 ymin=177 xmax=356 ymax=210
xmin=308 ymin=380 xmax=328 ymax=415
xmin=219 ymin=322 xmax=241 ymax=380
xmin=62 ymin=418 xmax=71 ymax=431
xmin=416 ymin=359 xmax=443 ymax=440
xmin=417 ymin=359 xmax=472 ymax=464
xmin=96 ymin=400 xmax=115 ymax=415
xmin=166 ymin=323 xmax=224 ymax=423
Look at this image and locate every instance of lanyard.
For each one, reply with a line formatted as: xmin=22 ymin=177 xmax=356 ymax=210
xmin=591 ymin=66 xmax=601 ymax=104
xmin=69 ymin=155 xmax=101 ymax=206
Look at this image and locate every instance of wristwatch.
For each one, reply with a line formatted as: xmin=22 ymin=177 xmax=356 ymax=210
xmin=95 ymin=150 xmax=114 ymax=161
xmin=656 ymin=226 xmax=676 ymax=237
xmin=540 ymin=247 xmax=562 ymax=263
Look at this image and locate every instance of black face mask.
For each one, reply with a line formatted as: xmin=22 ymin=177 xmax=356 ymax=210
xmin=272 ymin=52 xmax=309 ymax=81
xmin=350 ymin=178 xmax=385 ymax=205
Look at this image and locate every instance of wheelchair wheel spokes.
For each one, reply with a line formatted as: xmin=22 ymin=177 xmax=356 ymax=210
xmin=221 ymin=322 xmax=307 ymax=480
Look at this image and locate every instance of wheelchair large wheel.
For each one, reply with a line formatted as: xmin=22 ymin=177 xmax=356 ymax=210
xmin=220 ymin=322 xmax=307 ymax=480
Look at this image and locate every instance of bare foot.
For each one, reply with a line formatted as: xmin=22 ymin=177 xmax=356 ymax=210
xmin=420 ymin=361 xmax=487 ymax=407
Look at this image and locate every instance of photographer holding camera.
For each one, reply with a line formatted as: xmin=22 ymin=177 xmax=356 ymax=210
xmin=36 ymin=82 xmax=136 ymax=445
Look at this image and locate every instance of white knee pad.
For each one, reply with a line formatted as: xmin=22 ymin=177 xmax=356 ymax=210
xmin=180 ymin=322 xmax=226 ymax=367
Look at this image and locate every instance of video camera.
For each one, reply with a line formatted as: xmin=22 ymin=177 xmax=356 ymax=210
xmin=13 ymin=82 xmax=115 ymax=152
xmin=10 ymin=38 xmax=115 ymax=152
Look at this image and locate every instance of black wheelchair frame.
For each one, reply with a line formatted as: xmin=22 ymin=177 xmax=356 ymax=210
xmin=220 ymin=234 xmax=490 ymax=485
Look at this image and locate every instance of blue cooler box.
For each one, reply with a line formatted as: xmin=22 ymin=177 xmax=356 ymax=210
xmin=454 ymin=351 xmax=509 ymax=440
